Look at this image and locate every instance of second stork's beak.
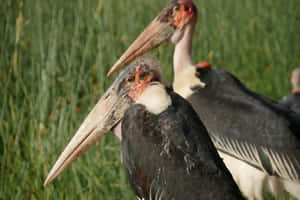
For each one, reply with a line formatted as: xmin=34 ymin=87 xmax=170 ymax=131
xmin=107 ymin=0 xmax=198 ymax=76
xmin=107 ymin=5 xmax=177 ymax=76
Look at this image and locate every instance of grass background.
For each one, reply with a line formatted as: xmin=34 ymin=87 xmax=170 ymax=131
xmin=1 ymin=0 xmax=300 ymax=199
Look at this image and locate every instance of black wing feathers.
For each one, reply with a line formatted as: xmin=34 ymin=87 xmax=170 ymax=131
xmin=189 ymin=67 xmax=300 ymax=181
xmin=121 ymin=91 xmax=244 ymax=200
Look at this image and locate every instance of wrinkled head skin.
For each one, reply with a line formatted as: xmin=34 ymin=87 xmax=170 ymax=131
xmin=44 ymin=57 xmax=162 ymax=186
xmin=107 ymin=0 xmax=197 ymax=76
xmin=291 ymin=68 xmax=300 ymax=90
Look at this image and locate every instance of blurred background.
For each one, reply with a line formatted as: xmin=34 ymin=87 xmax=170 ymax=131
xmin=1 ymin=0 xmax=299 ymax=199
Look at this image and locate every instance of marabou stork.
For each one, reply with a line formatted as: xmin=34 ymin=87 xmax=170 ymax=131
xmin=44 ymin=58 xmax=244 ymax=199
xmin=279 ymin=68 xmax=300 ymax=113
xmin=107 ymin=0 xmax=300 ymax=199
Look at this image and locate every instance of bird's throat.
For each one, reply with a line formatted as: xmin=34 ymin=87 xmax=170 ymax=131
xmin=173 ymin=23 xmax=206 ymax=98
xmin=173 ymin=23 xmax=195 ymax=74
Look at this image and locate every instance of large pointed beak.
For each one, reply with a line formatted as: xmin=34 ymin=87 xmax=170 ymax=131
xmin=44 ymin=71 xmax=133 ymax=186
xmin=107 ymin=18 xmax=175 ymax=77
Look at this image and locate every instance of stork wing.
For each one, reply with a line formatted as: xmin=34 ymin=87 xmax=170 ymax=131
xmin=189 ymin=67 xmax=300 ymax=182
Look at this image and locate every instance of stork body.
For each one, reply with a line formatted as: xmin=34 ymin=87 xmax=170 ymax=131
xmin=185 ymin=66 xmax=300 ymax=199
xmin=122 ymin=86 xmax=244 ymax=200
xmin=185 ymin=66 xmax=300 ymax=179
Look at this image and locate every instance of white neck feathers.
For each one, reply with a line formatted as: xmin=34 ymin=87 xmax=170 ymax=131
xmin=136 ymin=83 xmax=171 ymax=115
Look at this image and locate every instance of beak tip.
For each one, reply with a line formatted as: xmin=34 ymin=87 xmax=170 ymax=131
xmin=106 ymin=71 xmax=113 ymax=77
xmin=43 ymin=171 xmax=56 ymax=186
xmin=43 ymin=175 xmax=53 ymax=187
xmin=43 ymin=178 xmax=50 ymax=187
xmin=107 ymin=64 xmax=120 ymax=77
xmin=108 ymin=60 xmax=123 ymax=77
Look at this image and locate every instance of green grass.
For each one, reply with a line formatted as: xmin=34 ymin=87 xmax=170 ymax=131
xmin=1 ymin=0 xmax=299 ymax=199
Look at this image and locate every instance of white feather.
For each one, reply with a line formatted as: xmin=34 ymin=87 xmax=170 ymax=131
xmin=173 ymin=66 xmax=205 ymax=98
xmin=136 ymin=83 xmax=171 ymax=115
xmin=220 ymin=152 xmax=300 ymax=199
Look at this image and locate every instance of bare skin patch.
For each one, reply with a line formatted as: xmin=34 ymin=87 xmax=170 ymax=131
xmin=196 ymin=61 xmax=211 ymax=69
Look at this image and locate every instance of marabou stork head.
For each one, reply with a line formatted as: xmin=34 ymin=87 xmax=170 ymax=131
xmin=107 ymin=0 xmax=198 ymax=76
xmin=44 ymin=58 xmax=163 ymax=185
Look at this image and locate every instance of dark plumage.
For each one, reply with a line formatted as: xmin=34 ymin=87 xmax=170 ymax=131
xmin=121 ymin=91 xmax=244 ymax=200
xmin=188 ymin=66 xmax=300 ymax=182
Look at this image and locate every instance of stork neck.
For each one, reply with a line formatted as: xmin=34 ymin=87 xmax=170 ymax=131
xmin=173 ymin=23 xmax=195 ymax=75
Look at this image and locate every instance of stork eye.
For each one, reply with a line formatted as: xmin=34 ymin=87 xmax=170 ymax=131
xmin=184 ymin=5 xmax=189 ymax=11
xmin=127 ymin=75 xmax=134 ymax=82
xmin=139 ymin=72 xmax=147 ymax=80
xmin=173 ymin=5 xmax=179 ymax=12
